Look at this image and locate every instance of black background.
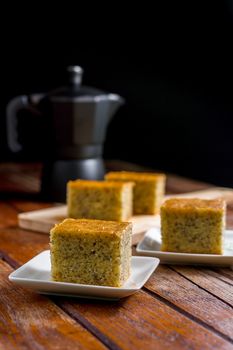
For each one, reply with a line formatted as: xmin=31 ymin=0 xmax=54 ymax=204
xmin=1 ymin=2 xmax=233 ymax=186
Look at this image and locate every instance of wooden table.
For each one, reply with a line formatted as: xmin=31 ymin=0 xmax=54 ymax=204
xmin=0 ymin=162 xmax=233 ymax=350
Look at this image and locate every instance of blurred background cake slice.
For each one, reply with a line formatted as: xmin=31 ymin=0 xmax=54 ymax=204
xmin=50 ymin=218 xmax=132 ymax=287
xmin=161 ymin=198 xmax=225 ymax=254
xmin=105 ymin=171 xmax=166 ymax=215
xmin=67 ymin=180 xmax=134 ymax=221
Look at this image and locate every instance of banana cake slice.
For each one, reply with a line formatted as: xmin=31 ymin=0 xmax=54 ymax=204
xmin=50 ymin=218 xmax=132 ymax=287
xmin=67 ymin=180 xmax=134 ymax=221
xmin=105 ymin=171 xmax=166 ymax=215
xmin=161 ymin=198 xmax=225 ymax=254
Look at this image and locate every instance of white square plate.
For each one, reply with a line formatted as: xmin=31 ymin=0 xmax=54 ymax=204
xmin=9 ymin=251 xmax=160 ymax=300
xmin=136 ymin=228 xmax=233 ymax=266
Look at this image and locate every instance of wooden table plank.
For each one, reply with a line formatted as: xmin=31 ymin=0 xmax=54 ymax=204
xmin=144 ymin=265 xmax=233 ymax=339
xmin=56 ymin=292 xmax=233 ymax=350
xmin=195 ymin=267 xmax=233 ymax=286
xmin=0 ymin=203 xmax=18 ymax=228
xmin=214 ymin=268 xmax=233 ymax=283
xmin=0 ymin=226 xmax=49 ymax=267
xmin=0 ymin=259 xmax=107 ymax=350
xmin=172 ymin=266 xmax=233 ymax=306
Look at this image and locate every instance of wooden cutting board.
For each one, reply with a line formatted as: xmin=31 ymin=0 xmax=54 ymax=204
xmin=18 ymin=187 xmax=233 ymax=245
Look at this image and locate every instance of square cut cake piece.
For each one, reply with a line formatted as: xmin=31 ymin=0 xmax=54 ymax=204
xmin=50 ymin=218 xmax=132 ymax=287
xmin=105 ymin=171 xmax=166 ymax=215
xmin=67 ymin=180 xmax=134 ymax=221
xmin=161 ymin=198 xmax=225 ymax=254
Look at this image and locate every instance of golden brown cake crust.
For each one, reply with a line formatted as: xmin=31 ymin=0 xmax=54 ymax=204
xmin=105 ymin=171 xmax=165 ymax=182
xmin=68 ymin=179 xmax=134 ymax=188
xmin=51 ymin=218 xmax=132 ymax=237
xmin=162 ymin=198 xmax=225 ymax=211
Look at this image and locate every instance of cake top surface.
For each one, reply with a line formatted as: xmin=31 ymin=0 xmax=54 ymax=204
xmin=162 ymin=198 xmax=225 ymax=211
xmin=105 ymin=171 xmax=165 ymax=181
xmin=68 ymin=179 xmax=134 ymax=188
xmin=51 ymin=218 xmax=132 ymax=237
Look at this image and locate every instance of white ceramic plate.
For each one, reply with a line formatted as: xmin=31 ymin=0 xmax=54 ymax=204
xmin=9 ymin=251 xmax=160 ymax=300
xmin=136 ymin=228 xmax=233 ymax=266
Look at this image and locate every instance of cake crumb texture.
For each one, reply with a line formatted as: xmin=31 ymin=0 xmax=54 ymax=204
xmin=161 ymin=198 xmax=225 ymax=254
xmin=50 ymin=218 xmax=132 ymax=287
xmin=67 ymin=180 xmax=134 ymax=221
xmin=105 ymin=171 xmax=166 ymax=215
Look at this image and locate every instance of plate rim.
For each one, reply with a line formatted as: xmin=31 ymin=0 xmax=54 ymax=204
xmin=8 ymin=250 xmax=160 ymax=293
xmin=136 ymin=228 xmax=233 ymax=260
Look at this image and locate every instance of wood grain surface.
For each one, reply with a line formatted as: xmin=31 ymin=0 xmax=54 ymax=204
xmin=0 ymin=260 xmax=106 ymax=350
xmin=0 ymin=162 xmax=233 ymax=350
